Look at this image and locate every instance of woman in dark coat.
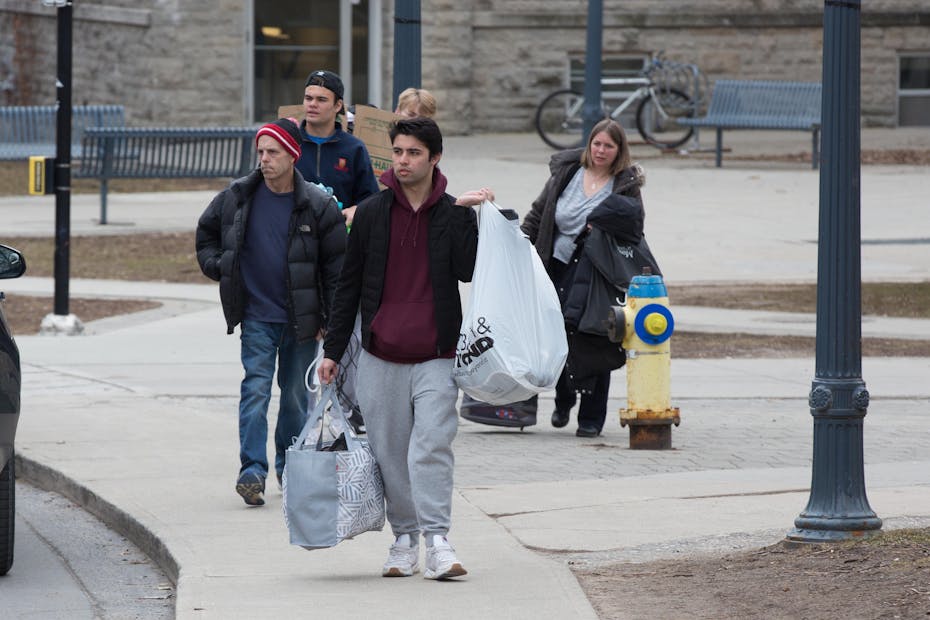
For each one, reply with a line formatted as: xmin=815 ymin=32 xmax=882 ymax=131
xmin=522 ymin=118 xmax=645 ymax=437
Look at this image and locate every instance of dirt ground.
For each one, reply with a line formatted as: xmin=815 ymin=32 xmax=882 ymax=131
xmin=577 ymin=531 xmax=930 ymax=619
xmin=3 ymin=235 xmax=930 ymax=619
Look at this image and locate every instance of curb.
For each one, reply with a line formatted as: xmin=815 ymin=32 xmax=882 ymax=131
xmin=15 ymin=454 xmax=180 ymax=588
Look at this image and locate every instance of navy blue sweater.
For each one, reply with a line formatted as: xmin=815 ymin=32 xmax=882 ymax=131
xmin=295 ymin=123 xmax=379 ymax=208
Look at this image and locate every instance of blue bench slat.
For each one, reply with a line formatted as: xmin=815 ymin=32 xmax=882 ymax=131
xmin=0 ymin=105 xmax=125 ymax=160
xmin=677 ymin=80 xmax=822 ymax=167
xmin=72 ymin=126 xmax=258 ymax=224
xmin=682 ymin=116 xmax=817 ymax=130
xmin=75 ymin=128 xmax=257 ymax=175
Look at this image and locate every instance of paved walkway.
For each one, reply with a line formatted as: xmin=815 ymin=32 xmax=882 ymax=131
xmin=4 ymin=128 xmax=930 ymax=619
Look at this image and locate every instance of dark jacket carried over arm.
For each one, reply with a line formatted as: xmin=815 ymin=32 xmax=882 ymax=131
xmin=561 ymin=193 xmax=656 ymax=330
xmin=322 ymin=187 xmax=478 ymax=363
xmin=195 ymin=167 xmax=347 ymax=342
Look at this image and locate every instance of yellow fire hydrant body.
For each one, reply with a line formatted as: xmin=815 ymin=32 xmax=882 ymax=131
xmin=609 ymin=274 xmax=680 ymax=449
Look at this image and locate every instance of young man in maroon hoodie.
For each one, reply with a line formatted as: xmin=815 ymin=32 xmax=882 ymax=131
xmin=318 ymin=117 xmax=491 ymax=580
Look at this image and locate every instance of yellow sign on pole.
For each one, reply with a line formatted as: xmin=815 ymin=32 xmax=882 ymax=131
xmin=28 ymin=156 xmax=54 ymax=195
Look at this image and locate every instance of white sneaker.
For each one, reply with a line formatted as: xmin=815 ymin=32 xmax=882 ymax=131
xmin=424 ymin=535 xmax=467 ymax=580
xmin=382 ymin=534 xmax=419 ymax=577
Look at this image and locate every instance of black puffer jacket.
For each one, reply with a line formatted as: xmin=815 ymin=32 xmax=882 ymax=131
xmin=521 ymin=148 xmax=644 ymax=268
xmin=322 ymin=187 xmax=478 ymax=363
xmin=195 ymin=168 xmax=347 ymax=342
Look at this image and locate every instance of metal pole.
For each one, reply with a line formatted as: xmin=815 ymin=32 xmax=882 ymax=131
xmin=368 ymin=0 xmax=383 ymax=107
xmin=53 ymin=0 xmax=73 ymax=317
xmin=391 ymin=0 xmax=421 ymax=109
xmin=339 ymin=0 xmax=352 ymax=107
xmin=581 ymin=0 xmax=604 ymax=143
xmin=787 ymin=0 xmax=882 ymax=543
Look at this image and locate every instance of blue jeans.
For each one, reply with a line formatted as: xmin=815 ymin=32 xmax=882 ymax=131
xmin=238 ymin=320 xmax=318 ymax=480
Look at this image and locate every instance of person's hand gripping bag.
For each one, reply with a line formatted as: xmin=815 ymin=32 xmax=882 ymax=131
xmin=452 ymin=201 xmax=567 ymax=404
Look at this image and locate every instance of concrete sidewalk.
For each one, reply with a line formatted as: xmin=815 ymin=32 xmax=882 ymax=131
xmin=5 ymin=129 xmax=930 ymax=619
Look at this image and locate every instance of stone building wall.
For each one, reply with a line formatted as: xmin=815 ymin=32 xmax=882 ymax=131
xmin=459 ymin=0 xmax=930 ymax=131
xmin=0 ymin=0 xmax=247 ymax=126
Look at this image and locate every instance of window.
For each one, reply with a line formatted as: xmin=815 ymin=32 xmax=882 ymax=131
xmin=254 ymin=1 xmax=339 ymax=122
xmin=252 ymin=1 xmax=372 ymax=123
xmin=898 ymin=54 xmax=930 ymax=126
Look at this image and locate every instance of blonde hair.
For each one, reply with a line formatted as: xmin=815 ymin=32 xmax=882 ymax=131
xmin=395 ymin=88 xmax=438 ymax=118
xmin=580 ymin=118 xmax=631 ymax=176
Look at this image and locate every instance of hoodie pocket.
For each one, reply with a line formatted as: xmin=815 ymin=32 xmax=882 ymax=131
xmin=369 ymin=300 xmax=438 ymax=359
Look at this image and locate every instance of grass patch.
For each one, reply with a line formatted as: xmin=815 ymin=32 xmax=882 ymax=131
xmin=4 ymin=232 xmax=928 ymax=318
xmin=861 ymin=528 xmax=930 ymax=547
xmin=0 ymin=161 xmax=228 ymax=197
xmin=4 ymin=232 xmax=208 ymax=284
xmin=669 ymin=282 xmax=930 ymax=319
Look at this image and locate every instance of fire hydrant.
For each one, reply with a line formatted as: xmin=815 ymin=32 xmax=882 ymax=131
xmin=607 ymin=273 xmax=680 ymax=449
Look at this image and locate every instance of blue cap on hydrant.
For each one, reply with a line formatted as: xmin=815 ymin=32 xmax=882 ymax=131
xmin=628 ymin=274 xmax=667 ymax=298
xmin=628 ymin=274 xmax=674 ymax=345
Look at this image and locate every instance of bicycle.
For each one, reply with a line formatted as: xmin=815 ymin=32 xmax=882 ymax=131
xmin=535 ymin=54 xmax=698 ymax=151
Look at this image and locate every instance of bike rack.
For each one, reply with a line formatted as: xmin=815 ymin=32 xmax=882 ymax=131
xmin=535 ymin=52 xmax=712 ymax=152
xmin=650 ymin=58 xmax=711 ymax=152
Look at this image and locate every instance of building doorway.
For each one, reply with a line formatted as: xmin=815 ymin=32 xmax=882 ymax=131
xmin=252 ymin=0 xmax=373 ymax=123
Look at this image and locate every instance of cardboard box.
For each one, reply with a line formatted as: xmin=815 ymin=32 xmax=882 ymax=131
xmin=276 ymin=105 xmax=304 ymax=121
xmin=352 ymin=105 xmax=400 ymax=182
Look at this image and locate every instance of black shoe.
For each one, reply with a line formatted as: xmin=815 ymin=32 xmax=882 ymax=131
xmin=551 ymin=409 xmax=570 ymax=428
xmin=236 ymin=472 xmax=265 ymax=506
xmin=575 ymin=425 xmax=601 ymax=438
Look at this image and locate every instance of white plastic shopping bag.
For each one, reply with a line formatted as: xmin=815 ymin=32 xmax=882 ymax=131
xmin=452 ymin=201 xmax=567 ymax=404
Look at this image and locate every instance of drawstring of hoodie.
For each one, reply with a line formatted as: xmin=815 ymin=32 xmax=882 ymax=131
xmin=399 ymin=207 xmax=423 ymax=247
xmin=381 ymin=166 xmax=448 ymax=248
xmin=411 ymin=209 xmax=422 ymax=247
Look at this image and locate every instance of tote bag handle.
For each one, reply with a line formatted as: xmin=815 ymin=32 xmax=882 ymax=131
xmin=293 ymin=384 xmax=362 ymax=451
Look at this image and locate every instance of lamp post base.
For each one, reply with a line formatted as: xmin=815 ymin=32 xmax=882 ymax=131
xmin=787 ymin=516 xmax=883 ymax=543
xmin=39 ymin=313 xmax=84 ymax=336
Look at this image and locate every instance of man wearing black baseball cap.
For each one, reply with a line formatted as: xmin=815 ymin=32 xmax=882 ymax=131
xmin=297 ymin=69 xmax=379 ymax=224
xmin=297 ymin=69 xmax=379 ymax=436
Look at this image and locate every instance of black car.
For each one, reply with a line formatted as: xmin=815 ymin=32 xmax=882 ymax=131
xmin=0 ymin=244 xmax=26 ymax=576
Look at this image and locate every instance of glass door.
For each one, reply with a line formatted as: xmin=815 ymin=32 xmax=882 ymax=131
xmin=254 ymin=0 xmax=373 ymax=122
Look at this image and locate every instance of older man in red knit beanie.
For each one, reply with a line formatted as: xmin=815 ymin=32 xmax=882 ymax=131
xmin=196 ymin=117 xmax=346 ymax=506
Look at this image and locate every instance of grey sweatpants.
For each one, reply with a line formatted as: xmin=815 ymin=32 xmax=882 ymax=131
xmin=357 ymin=350 xmax=459 ymax=543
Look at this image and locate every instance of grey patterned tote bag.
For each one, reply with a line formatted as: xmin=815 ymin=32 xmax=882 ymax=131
xmin=282 ymin=384 xmax=385 ymax=550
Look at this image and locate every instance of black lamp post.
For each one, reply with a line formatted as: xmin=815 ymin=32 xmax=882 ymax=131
xmin=52 ymin=0 xmax=73 ymax=317
xmin=581 ymin=0 xmax=604 ymax=143
xmin=788 ymin=0 xmax=882 ymax=543
xmin=392 ymin=0 xmax=421 ymax=109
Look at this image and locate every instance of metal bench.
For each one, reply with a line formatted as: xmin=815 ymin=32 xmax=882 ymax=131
xmin=0 ymin=105 xmax=125 ymax=160
xmin=677 ymin=80 xmax=822 ymax=168
xmin=74 ymin=126 xmax=257 ymax=224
